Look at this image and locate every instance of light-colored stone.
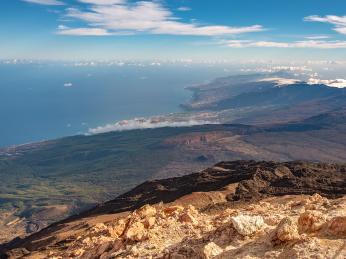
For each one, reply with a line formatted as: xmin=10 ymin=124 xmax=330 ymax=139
xmin=71 ymin=248 xmax=85 ymax=257
xmin=15 ymin=194 xmax=346 ymax=259
xmin=111 ymin=219 xmax=128 ymax=237
xmin=273 ymin=217 xmax=300 ymax=243
xmin=231 ymin=215 xmax=264 ymax=236
xmin=201 ymin=242 xmax=223 ymax=258
xmin=308 ymin=193 xmax=326 ymax=204
xmin=124 ymin=221 xmax=147 ymax=241
xmin=130 ymin=246 xmax=140 ymax=256
xmin=91 ymin=223 xmax=108 ymax=234
xmin=186 ymin=205 xmax=198 ymax=215
xmin=136 ymin=205 xmax=157 ymax=219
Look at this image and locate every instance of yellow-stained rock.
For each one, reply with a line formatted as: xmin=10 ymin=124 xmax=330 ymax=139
xmin=124 ymin=221 xmax=147 ymax=241
xmin=136 ymin=204 xmax=157 ymax=219
xmin=273 ymin=217 xmax=300 ymax=244
xmin=112 ymin=219 xmax=128 ymax=237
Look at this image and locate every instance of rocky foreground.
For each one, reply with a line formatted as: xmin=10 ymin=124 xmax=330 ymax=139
xmin=1 ymin=161 xmax=346 ymax=258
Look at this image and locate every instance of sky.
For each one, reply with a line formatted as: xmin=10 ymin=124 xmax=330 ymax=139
xmin=1 ymin=0 xmax=346 ymax=61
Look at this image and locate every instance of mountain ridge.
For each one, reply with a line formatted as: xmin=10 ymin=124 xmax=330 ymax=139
xmin=1 ymin=160 xmax=345 ymax=258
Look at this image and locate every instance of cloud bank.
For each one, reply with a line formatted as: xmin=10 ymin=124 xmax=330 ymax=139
xmin=56 ymin=0 xmax=264 ymax=36
xmin=225 ymin=40 xmax=346 ymax=49
xmin=258 ymin=77 xmax=301 ymax=86
xmin=88 ymin=117 xmax=218 ymax=134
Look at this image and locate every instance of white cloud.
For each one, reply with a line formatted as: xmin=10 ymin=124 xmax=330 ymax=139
xmin=304 ymin=15 xmax=346 ymax=35
xmin=63 ymin=82 xmax=73 ymax=87
xmin=305 ymin=35 xmax=330 ymax=40
xmin=307 ymin=78 xmax=346 ymax=88
xmin=57 ymin=27 xmax=112 ymax=36
xmin=240 ymin=66 xmax=313 ymax=74
xmin=78 ymin=0 xmax=125 ymax=5
xmin=57 ymin=1 xmax=264 ymax=36
xmin=88 ymin=118 xmax=218 ymax=134
xmin=257 ymin=76 xmax=346 ymax=88
xmin=334 ymin=27 xmax=346 ymax=34
xmin=22 ymin=0 xmax=64 ymax=5
xmin=58 ymin=24 xmax=68 ymax=30
xmin=225 ymin=40 xmax=346 ymax=49
xmin=177 ymin=6 xmax=191 ymax=12
xmin=258 ymin=77 xmax=301 ymax=86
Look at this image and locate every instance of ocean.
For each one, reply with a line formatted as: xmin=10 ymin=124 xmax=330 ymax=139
xmin=0 ymin=62 xmax=234 ymax=147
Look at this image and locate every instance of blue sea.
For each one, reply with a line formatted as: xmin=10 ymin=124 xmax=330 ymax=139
xmin=0 ymin=62 xmax=235 ymax=147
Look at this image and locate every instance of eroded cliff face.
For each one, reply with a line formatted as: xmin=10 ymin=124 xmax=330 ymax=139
xmin=1 ymin=161 xmax=345 ymax=259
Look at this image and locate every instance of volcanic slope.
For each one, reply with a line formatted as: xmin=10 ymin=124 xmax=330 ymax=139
xmin=1 ymin=160 xmax=346 ymax=259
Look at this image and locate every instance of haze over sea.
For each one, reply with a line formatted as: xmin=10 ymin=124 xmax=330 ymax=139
xmin=0 ymin=62 xmax=236 ymax=148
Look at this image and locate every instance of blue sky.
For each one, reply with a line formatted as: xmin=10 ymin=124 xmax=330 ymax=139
xmin=1 ymin=0 xmax=346 ymax=61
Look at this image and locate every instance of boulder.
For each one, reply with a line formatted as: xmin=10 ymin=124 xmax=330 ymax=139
xmin=136 ymin=205 xmax=157 ymax=219
xmin=298 ymin=211 xmax=325 ymax=233
xmin=231 ymin=215 xmax=264 ymax=236
xmin=124 ymin=221 xmax=147 ymax=241
xmin=111 ymin=219 xmax=128 ymax=237
xmin=201 ymin=242 xmax=223 ymax=259
xmin=273 ymin=217 xmax=299 ymax=244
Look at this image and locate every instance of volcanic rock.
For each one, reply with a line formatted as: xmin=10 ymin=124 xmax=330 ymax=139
xmin=272 ymin=217 xmax=300 ymax=244
xmin=1 ymin=161 xmax=346 ymax=259
xmin=231 ymin=215 xmax=264 ymax=236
